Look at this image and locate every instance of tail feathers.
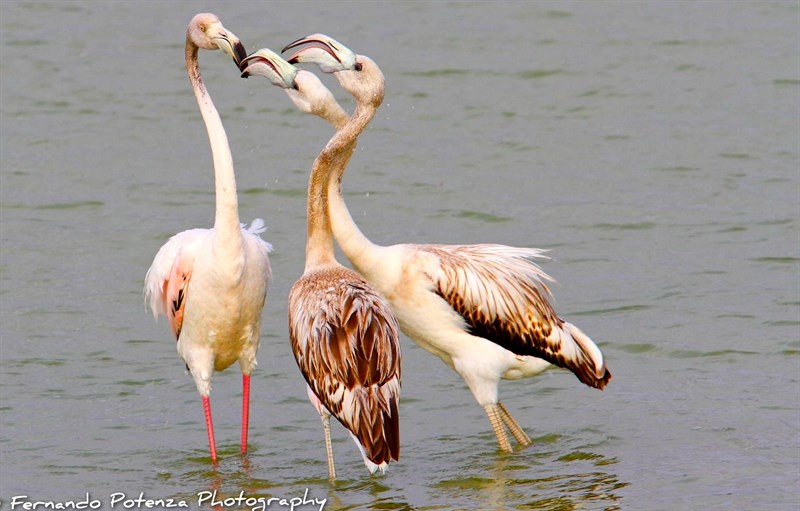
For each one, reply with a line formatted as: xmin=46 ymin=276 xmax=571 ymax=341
xmin=351 ymin=433 xmax=388 ymax=474
xmin=562 ymin=322 xmax=612 ymax=390
xmin=243 ymin=218 xmax=267 ymax=234
xmin=347 ymin=386 xmax=400 ymax=473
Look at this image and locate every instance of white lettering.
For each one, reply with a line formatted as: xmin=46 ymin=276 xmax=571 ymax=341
xmin=8 ymin=496 xmax=103 ymax=511
xmin=196 ymin=491 xmax=213 ymax=507
xmin=193 ymin=489 xmax=326 ymax=511
xmin=251 ymin=498 xmax=266 ymax=511
xmin=108 ymin=493 xmax=125 ymax=507
xmin=10 ymin=495 xmax=29 ymax=510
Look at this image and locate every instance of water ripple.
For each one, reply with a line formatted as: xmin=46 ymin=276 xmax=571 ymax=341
xmin=571 ymin=305 xmax=650 ymax=316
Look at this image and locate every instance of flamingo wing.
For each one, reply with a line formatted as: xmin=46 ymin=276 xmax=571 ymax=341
xmin=145 ymin=229 xmax=210 ymax=340
xmin=163 ymin=253 xmax=193 ymax=340
xmin=422 ymin=244 xmax=611 ymax=389
xmin=289 ymin=268 xmax=401 ymax=464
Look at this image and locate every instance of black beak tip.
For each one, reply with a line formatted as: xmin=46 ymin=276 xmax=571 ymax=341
xmin=237 ymin=55 xmax=251 ymax=74
xmin=281 ymin=37 xmax=304 ymax=54
xmin=233 ymin=41 xmax=248 ymax=66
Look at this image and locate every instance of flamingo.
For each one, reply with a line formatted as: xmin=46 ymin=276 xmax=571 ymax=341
xmin=144 ymin=13 xmax=272 ymax=462
xmin=239 ymin=49 xmax=401 ymax=478
xmin=278 ymin=34 xmax=612 ymax=452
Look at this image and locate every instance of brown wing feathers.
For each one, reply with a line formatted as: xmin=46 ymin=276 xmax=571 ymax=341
xmin=428 ymin=245 xmax=611 ymax=390
xmin=289 ymin=269 xmax=401 ymax=464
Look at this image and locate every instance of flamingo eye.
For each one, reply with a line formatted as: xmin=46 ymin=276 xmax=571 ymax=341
xmin=354 ymin=62 xmax=363 ymax=72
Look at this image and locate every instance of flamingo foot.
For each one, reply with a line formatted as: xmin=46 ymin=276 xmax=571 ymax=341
xmin=484 ymin=403 xmax=512 ymax=452
xmin=498 ymin=401 xmax=531 ymax=446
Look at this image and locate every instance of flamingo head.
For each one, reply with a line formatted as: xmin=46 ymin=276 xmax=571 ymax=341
xmin=283 ymin=34 xmax=384 ymax=108
xmin=240 ymin=48 xmax=298 ymax=89
xmin=282 ymin=33 xmax=358 ymax=73
xmin=187 ymin=13 xmax=247 ymax=66
xmin=240 ymin=48 xmax=345 ymax=122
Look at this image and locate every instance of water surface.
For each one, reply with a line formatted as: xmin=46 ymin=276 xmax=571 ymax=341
xmin=1 ymin=1 xmax=798 ymax=510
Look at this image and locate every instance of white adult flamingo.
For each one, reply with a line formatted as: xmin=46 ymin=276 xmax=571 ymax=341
xmin=240 ymin=49 xmax=401 ymax=478
xmin=279 ymin=35 xmax=612 ymax=452
xmin=144 ymin=13 xmax=272 ymax=462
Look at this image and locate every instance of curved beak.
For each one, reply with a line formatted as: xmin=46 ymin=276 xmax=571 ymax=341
xmin=282 ymin=33 xmax=357 ymax=73
xmin=239 ymin=48 xmax=298 ymax=90
xmin=210 ymin=25 xmax=247 ymax=66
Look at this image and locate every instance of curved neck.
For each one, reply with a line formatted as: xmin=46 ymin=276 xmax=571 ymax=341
xmin=185 ymin=38 xmax=241 ymax=249
xmin=302 ymin=100 xmax=349 ymax=270
xmin=319 ymin=93 xmax=381 ymax=272
xmin=303 ymin=154 xmax=339 ymax=270
xmin=322 ymin=102 xmax=350 ymax=131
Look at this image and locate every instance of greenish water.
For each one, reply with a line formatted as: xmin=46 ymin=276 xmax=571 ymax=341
xmin=1 ymin=1 xmax=798 ymax=510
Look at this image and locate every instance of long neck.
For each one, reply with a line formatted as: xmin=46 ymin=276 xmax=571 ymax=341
xmin=185 ymin=38 xmax=241 ymax=251
xmin=302 ymin=100 xmax=349 ymax=270
xmin=321 ymin=93 xmax=382 ymax=273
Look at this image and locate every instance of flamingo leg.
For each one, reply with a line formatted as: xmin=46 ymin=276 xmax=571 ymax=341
xmin=484 ymin=403 xmax=512 ymax=452
xmin=202 ymin=395 xmax=218 ymax=461
xmin=241 ymin=374 xmax=251 ymax=455
xmin=321 ymin=413 xmax=336 ymax=480
xmin=498 ymin=401 xmax=531 ymax=446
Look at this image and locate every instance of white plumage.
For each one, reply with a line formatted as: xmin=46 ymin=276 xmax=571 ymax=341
xmin=144 ymin=13 xmax=271 ymax=462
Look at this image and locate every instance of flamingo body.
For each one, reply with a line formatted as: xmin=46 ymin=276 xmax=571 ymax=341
xmin=239 ymin=48 xmax=400 ymax=478
xmin=289 ymin=265 xmax=400 ymax=475
xmin=144 ymin=13 xmax=271 ymax=461
xmin=279 ymin=35 xmax=611 ymax=452
xmin=145 ymin=223 xmax=272 ymax=393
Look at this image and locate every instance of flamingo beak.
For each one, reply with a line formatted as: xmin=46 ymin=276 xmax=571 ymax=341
xmin=211 ymin=27 xmax=247 ymax=67
xmin=282 ymin=33 xmax=358 ymax=73
xmin=239 ymin=48 xmax=298 ymax=90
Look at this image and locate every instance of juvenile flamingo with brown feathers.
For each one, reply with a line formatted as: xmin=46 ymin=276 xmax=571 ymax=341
xmin=144 ymin=14 xmax=272 ymax=462
xmin=276 ymin=34 xmax=611 ymax=452
xmin=240 ymin=49 xmax=400 ymax=478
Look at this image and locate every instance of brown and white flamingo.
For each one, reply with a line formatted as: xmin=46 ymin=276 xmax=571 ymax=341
xmin=144 ymin=13 xmax=272 ymax=462
xmin=277 ymin=34 xmax=611 ymax=452
xmin=240 ymin=48 xmax=401 ymax=478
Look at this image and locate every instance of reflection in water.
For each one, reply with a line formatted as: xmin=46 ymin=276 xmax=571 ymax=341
xmin=168 ymin=453 xmax=343 ymax=511
xmin=169 ymin=456 xmax=418 ymax=511
xmin=434 ymin=445 xmax=627 ymax=511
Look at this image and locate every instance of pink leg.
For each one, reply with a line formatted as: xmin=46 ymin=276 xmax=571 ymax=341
xmin=202 ymin=395 xmax=217 ymax=462
xmin=241 ymin=374 xmax=250 ymax=455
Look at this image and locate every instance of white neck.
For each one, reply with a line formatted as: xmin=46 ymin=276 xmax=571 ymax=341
xmin=320 ymin=94 xmax=382 ymax=273
xmin=185 ymin=39 xmax=242 ymax=254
